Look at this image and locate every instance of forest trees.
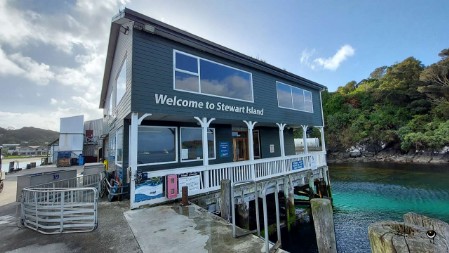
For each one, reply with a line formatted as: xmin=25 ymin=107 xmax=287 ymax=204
xmin=323 ymin=48 xmax=449 ymax=154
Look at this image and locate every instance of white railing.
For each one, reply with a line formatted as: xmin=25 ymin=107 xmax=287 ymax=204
xmin=135 ymin=151 xmax=326 ymax=207
xmin=21 ymin=187 xmax=98 ymax=234
xmin=20 ymin=174 xmax=101 ymax=234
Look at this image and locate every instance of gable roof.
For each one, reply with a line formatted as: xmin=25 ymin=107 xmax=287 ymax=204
xmin=100 ymin=8 xmax=327 ymax=108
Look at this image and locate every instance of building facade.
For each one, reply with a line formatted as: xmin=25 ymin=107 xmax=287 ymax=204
xmin=100 ymin=8 xmax=327 ymax=209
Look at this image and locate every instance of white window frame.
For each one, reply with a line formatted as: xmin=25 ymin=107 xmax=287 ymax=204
xmin=116 ymin=58 xmax=127 ymax=107
xmin=115 ymin=127 xmax=124 ymax=167
xmin=180 ymin=127 xmax=216 ymax=163
xmin=276 ymin=81 xmax=314 ymax=113
xmin=173 ymin=50 xmax=254 ymax=103
xmin=137 ymin=126 xmax=178 ymax=166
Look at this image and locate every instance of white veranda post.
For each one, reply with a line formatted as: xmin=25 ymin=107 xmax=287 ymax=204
xmin=302 ymin=125 xmax=309 ymax=154
xmin=129 ymin=112 xmax=151 ymax=209
xmin=244 ymin=120 xmax=257 ymax=180
xmin=194 ymin=117 xmax=215 ymax=188
xmin=276 ymin=123 xmax=286 ymax=157
xmin=318 ymin=126 xmax=326 ymax=152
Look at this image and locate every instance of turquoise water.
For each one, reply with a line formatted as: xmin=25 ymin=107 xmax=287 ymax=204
xmin=331 ymin=162 xmax=449 ymax=252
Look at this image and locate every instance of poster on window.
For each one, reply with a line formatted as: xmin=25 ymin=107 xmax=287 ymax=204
xmin=178 ymin=173 xmax=201 ymax=194
xmin=135 ymin=177 xmax=163 ymax=202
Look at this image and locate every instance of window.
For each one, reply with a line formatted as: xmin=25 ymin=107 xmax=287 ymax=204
xmin=137 ymin=126 xmax=177 ymax=165
xmin=276 ymin=81 xmax=313 ymax=113
xmin=174 ymin=50 xmax=253 ymax=102
xmin=116 ymin=59 xmax=127 ymax=106
xmin=116 ymin=127 xmax=123 ymax=166
xmin=180 ymin=127 xmax=216 ymax=162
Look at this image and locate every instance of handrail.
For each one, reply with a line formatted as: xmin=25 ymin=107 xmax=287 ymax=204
xmin=231 ymin=180 xmax=259 ymax=238
xmin=133 ymin=152 xmax=326 ymax=208
xmin=21 ymin=187 xmax=98 ymax=234
xmin=261 ymin=182 xmax=281 ymax=253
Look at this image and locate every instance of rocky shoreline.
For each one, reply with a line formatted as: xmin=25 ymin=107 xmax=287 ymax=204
xmin=327 ymin=151 xmax=449 ymax=164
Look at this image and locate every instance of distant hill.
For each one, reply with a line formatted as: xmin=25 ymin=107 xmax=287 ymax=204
xmin=0 ymin=127 xmax=59 ymax=146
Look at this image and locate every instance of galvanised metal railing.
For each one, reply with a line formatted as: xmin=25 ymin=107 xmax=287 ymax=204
xmin=135 ymin=151 xmax=326 ymax=207
xmin=20 ymin=174 xmax=101 ymax=234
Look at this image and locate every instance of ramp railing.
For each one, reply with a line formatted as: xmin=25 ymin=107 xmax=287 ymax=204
xmin=20 ymin=173 xmax=100 ymax=234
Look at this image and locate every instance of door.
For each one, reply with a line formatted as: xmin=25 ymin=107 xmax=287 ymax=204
xmin=233 ymin=138 xmax=248 ymax=161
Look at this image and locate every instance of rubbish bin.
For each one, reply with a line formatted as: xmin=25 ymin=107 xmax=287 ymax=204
xmin=78 ymin=154 xmax=84 ymax=166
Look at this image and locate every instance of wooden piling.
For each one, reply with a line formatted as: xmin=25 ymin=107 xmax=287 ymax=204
xmin=220 ymin=179 xmax=231 ymax=221
xmin=236 ymin=201 xmax=250 ymax=230
xmin=284 ymin=177 xmax=296 ymax=231
xmin=311 ymin=198 xmax=337 ymax=253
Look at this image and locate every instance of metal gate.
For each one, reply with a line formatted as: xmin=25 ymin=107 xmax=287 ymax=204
xmin=20 ymin=174 xmax=99 ymax=234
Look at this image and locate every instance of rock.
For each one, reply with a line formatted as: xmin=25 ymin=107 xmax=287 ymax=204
xmin=368 ymin=213 xmax=449 ymax=253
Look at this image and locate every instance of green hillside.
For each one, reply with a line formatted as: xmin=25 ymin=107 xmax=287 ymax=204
xmin=0 ymin=127 xmax=59 ymax=146
xmin=323 ymin=48 xmax=449 ymax=153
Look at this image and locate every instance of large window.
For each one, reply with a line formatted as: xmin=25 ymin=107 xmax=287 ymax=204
xmin=276 ymin=82 xmax=313 ymax=113
xmin=180 ymin=127 xmax=216 ymax=162
xmin=116 ymin=127 xmax=123 ymax=166
xmin=174 ymin=50 xmax=253 ymax=102
xmin=116 ymin=59 xmax=127 ymax=106
xmin=137 ymin=126 xmax=178 ymax=165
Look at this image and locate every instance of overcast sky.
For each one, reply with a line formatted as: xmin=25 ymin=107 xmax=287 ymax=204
xmin=1 ymin=0 xmax=448 ymax=131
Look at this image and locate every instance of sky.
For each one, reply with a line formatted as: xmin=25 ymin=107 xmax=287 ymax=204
xmin=0 ymin=0 xmax=448 ymax=131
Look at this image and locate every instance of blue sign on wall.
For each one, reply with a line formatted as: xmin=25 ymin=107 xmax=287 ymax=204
xmin=292 ymin=160 xmax=304 ymax=170
xmin=219 ymin=142 xmax=230 ymax=158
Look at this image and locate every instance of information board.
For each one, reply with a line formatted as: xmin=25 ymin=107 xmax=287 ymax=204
xmin=178 ymin=173 xmax=201 ymax=193
xmin=219 ymin=142 xmax=230 ymax=158
xmin=292 ymin=160 xmax=304 ymax=170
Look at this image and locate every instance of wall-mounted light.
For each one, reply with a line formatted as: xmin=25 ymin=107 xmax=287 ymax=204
xmin=144 ymin=24 xmax=155 ymax=34
xmin=120 ymin=25 xmax=129 ymax=35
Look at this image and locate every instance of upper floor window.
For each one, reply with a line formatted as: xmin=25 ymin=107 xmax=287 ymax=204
xmin=116 ymin=59 xmax=127 ymax=106
xmin=174 ymin=50 xmax=254 ymax=102
xmin=276 ymin=82 xmax=313 ymax=113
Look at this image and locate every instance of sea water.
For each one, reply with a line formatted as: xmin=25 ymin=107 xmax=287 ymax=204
xmin=282 ymin=162 xmax=449 ymax=253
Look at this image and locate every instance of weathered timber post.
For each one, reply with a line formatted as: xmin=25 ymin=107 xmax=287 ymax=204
xmin=311 ymin=198 xmax=337 ymax=253
xmin=284 ymin=177 xmax=296 ymax=231
xmin=236 ymin=201 xmax=250 ymax=230
xmin=369 ymin=212 xmax=449 ymax=253
xmin=220 ymin=179 xmax=231 ymax=221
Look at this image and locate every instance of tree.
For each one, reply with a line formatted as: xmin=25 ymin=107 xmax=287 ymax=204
xmin=419 ymin=48 xmax=449 ymax=100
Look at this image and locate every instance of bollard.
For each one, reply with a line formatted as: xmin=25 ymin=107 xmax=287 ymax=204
xmin=311 ymin=198 xmax=337 ymax=253
xmin=181 ymin=186 xmax=189 ymax=206
xmin=220 ymin=179 xmax=231 ymax=221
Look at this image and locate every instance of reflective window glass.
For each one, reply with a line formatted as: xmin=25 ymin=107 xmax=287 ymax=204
xmin=276 ymin=82 xmax=293 ymax=108
xmin=138 ymin=126 xmax=177 ymax=165
xmin=116 ymin=59 xmax=126 ymax=106
xmin=175 ymin=52 xmax=198 ymax=73
xmin=116 ymin=127 xmax=123 ymax=166
xmin=180 ymin=128 xmax=215 ymax=162
xmin=292 ymin=87 xmax=305 ymax=111
xmin=304 ymin=90 xmax=313 ymax=112
xmin=175 ymin=71 xmax=199 ymax=92
xmin=174 ymin=50 xmax=253 ymax=102
xmin=276 ymin=81 xmax=313 ymax=113
xmin=200 ymin=59 xmax=253 ymax=101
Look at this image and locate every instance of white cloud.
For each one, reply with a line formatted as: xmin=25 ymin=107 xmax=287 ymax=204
xmin=300 ymin=45 xmax=355 ymax=71
xmin=9 ymin=53 xmax=55 ymax=85
xmin=0 ymin=0 xmax=126 ymax=130
xmin=0 ymin=47 xmax=55 ymax=85
xmin=0 ymin=47 xmax=24 ymax=75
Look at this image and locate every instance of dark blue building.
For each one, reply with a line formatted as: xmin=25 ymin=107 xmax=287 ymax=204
xmin=100 ymin=8 xmax=327 ymax=208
